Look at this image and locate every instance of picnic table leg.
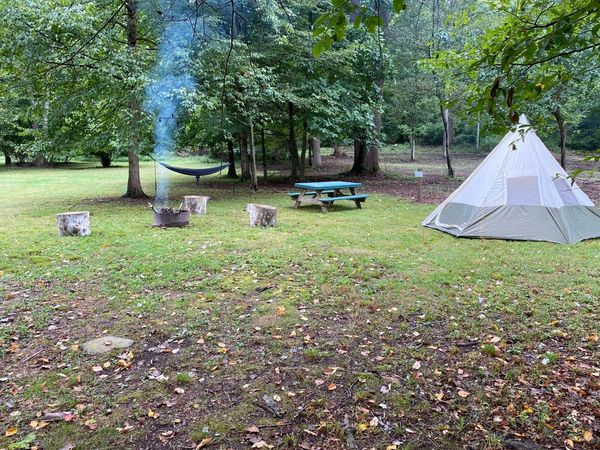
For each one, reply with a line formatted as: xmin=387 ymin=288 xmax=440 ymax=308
xmin=314 ymin=190 xmax=329 ymax=213
xmin=349 ymin=187 xmax=362 ymax=209
xmin=294 ymin=189 xmax=305 ymax=209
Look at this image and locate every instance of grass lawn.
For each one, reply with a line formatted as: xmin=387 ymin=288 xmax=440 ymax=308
xmin=0 ymin=161 xmax=599 ymax=449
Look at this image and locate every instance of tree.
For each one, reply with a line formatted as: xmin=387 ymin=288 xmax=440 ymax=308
xmin=0 ymin=0 xmax=154 ymax=189
xmin=123 ymin=0 xmax=147 ymax=198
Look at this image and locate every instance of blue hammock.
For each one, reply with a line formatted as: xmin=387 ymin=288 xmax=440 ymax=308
xmin=150 ymin=156 xmax=230 ymax=185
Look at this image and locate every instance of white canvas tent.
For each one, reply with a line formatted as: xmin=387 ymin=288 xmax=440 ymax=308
xmin=423 ymin=114 xmax=600 ymax=244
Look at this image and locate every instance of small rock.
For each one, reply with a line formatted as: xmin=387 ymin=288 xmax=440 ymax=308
xmin=83 ymin=336 xmax=133 ymax=355
xmin=504 ymin=439 xmax=543 ymax=450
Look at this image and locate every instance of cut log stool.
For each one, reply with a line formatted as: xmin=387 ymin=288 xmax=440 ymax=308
xmin=246 ymin=204 xmax=277 ymax=227
xmin=56 ymin=211 xmax=91 ymax=237
xmin=183 ymin=195 xmax=210 ymax=215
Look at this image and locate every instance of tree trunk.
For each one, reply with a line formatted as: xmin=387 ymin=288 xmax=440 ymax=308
xmin=476 ymin=121 xmax=480 ymax=152
xmin=261 ymin=128 xmax=267 ymax=180
xmin=240 ymin=131 xmax=250 ymax=181
xmin=447 ymin=109 xmax=454 ymax=149
xmin=409 ymin=133 xmax=415 ymax=161
xmin=226 ymin=140 xmax=238 ymax=178
xmin=333 ymin=143 xmax=344 ymax=158
xmin=366 ymin=107 xmax=381 ymax=173
xmin=364 ymin=6 xmax=389 ymax=174
xmin=440 ymin=106 xmax=454 ymax=178
xmin=312 ymin=137 xmax=322 ymax=168
xmin=2 ymin=150 xmax=11 ymax=166
xmin=300 ymin=117 xmax=308 ymax=178
xmin=351 ymin=138 xmax=367 ymax=174
xmin=98 ymin=152 xmax=112 ymax=168
xmin=248 ymin=116 xmax=258 ymax=191
xmin=553 ymin=107 xmax=567 ymax=169
xmin=288 ymin=101 xmax=299 ymax=179
xmin=123 ymin=0 xmax=146 ymax=198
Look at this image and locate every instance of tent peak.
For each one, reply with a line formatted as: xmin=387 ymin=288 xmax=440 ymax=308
xmin=518 ymin=114 xmax=530 ymax=125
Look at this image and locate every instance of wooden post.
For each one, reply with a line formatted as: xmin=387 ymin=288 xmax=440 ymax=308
xmin=183 ymin=196 xmax=209 ymax=215
xmin=415 ymin=168 xmax=423 ymax=202
xmin=56 ymin=211 xmax=91 ymax=237
xmin=246 ymin=204 xmax=277 ymax=227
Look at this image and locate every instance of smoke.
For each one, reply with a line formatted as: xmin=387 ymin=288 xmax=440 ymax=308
xmin=145 ymin=0 xmax=198 ymax=206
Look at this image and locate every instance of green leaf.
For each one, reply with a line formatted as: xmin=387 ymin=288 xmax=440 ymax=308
xmin=313 ymin=38 xmax=325 ymax=58
xmin=393 ymin=0 xmax=407 ymax=13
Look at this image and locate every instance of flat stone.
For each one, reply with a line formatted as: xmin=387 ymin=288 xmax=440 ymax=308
xmin=83 ymin=336 xmax=133 ymax=355
xmin=504 ymin=439 xmax=543 ymax=450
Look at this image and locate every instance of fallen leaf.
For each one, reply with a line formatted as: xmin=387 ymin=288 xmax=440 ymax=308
xmin=583 ymin=430 xmax=593 ymax=442
xmin=412 ymin=361 xmax=421 ymax=370
xmin=276 ymin=306 xmax=286 ymax=316
xmin=174 ymin=387 xmax=185 ymax=394
xmin=327 ymin=383 xmax=337 ymax=391
xmin=117 ymin=422 xmax=134 ymax=433
xmin=148 ymin=409 xmax=158 ymax=419
xmin=522 ymin=405 xmax=533 ymax=414
xmin=245 ymin=425 xmax=260 ymax=433
xmin=314 ymin=379 xmax=324 ymax=386
xmin=369 ymin=417 xmax=379 ymax=427
xmin=435 ymin=391 xmax=444 ymax=401
xmin=357 ymin=423 xmax=368 ymax=432
xmin=457 ymin=389 xmax=470 ymax=398
xmin=324 ymin=367 xmax=339 ymax=376
xmin=92 ymin=366 xmax=103 ymax=373
xmin=251 ymin=441 xmax=274 ymax=449
xmin=5 ymin=425 xmax=18 ymax=436
xmin=30 ymin=420 xmax=49 ymax=430
xmin=196 ymin=437 xmax=213 ymax=448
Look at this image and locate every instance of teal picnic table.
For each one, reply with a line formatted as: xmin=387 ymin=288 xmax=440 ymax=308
xmin=288 ymin=181 xmax=368 ymax=213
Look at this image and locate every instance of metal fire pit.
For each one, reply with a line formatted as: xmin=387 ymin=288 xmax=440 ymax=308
xmin=149 ymin=203 xmax=190 ymax=227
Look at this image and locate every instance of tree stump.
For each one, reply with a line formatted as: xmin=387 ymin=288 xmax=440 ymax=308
xmin=56 ymin=211 xmax=90 ymax=237
xmin=183 ymin=196 xmax=209 ymax=215
xmin=246 ymin=204 xmax=277 ymax=227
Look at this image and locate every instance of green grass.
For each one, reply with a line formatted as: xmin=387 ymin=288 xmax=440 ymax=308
xmin=0 ymin=161 xmax=599 ymax=449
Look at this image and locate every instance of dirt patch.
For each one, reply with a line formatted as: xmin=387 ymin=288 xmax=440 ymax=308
xmin=201 ymin=149 xmax=600 ymax=205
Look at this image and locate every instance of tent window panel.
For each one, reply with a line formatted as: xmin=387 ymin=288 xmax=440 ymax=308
xmin=553 ymin=178 xmax=579 ymax=205
xmin=506 ymin=176 xmax=540 ymax=205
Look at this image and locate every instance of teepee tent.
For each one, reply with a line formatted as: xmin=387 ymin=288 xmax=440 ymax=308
xmin=422 ymin=114 xmax=600 ymax=244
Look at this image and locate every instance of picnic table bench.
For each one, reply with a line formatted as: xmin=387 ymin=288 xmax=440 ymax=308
xmin=288 ymin=181 xmax=367 ymax=213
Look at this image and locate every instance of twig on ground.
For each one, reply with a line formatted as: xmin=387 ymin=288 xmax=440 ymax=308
xmin=21 ymin=349 xmax=44 ymax=364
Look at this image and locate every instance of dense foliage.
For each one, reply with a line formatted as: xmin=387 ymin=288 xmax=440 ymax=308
xmin=0 ymin=0 xmax=598 ymax=188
